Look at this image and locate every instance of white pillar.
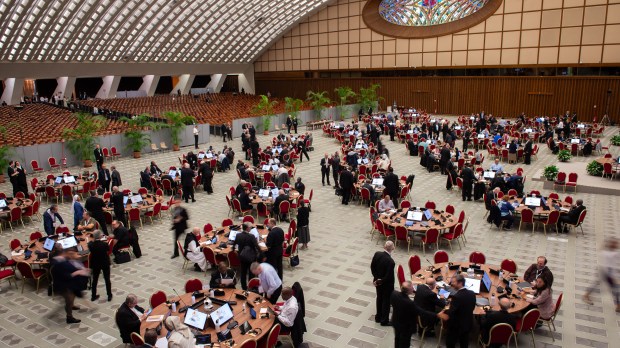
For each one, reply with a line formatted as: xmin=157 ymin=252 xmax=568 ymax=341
xmin=96 ymin=76 xmax=120 ymax=99
xmin=54 ymin=76 xmax=76 ymax=100
xmin=1 ymin=78 xmax=24 ymax=105
xmin=238 ymin=65 xmax=255 ymax=94
xmin=206 ymin=74 xmax=227 ymax=93
xmin=139 ymin=75 xmax=159 ymax=97
xmin=171 ymin=74 xmax=194 ymax=95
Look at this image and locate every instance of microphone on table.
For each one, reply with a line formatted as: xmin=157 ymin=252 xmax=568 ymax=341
xmin=172 ymin=288 xmax=190 ymax=313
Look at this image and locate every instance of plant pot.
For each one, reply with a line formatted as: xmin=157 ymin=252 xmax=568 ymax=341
xmin=263 ymin=130 xmax=269 ymax=135
xmin=173 ymin=144 xmax=180 ymax=151
xmin=0 ymin=174 xmax=5 ymax=184
xmin=83 ymin=159 xmax=93 ymax=168
xmin=133 ymin=151 xmax=141 ymax=159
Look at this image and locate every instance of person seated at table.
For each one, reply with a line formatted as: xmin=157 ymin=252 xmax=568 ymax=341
xmin=508 ymin=139 xmax=518 ymax=153
xmin=425 ymin=150 xmax=438 ymax=173
xmin=484 ymin=187 xmax=501 ymax=210
xmin=237 ymin=160 xmax=250 ymax=181
xmin=497 ymin=195 xmax=515 ymax=230
xmin=525 ymin=276 xmax=555 ymax=321
xmin=418 ymin=138 xmax=428 ymax=152
xmin=475 ymin=151 xmax=483 ymax=164
xmin=582 ymin=139 xmax=593 ymax=156
xmin=294 ymin=177 xmax=305 ymax=195
xmin=413 ymin=277 xmax=446 ymax=337
xmin=275 ymin=287 xmax=299 ymax=334
xmin=159 ymin=171 xmax=177 ymax=189
xmin=115 ymin=295 xmax=147 ymax=344
xmin=186 ymin=151 xmax=198 ymax=170
xmin=523 ymin=256 xmax=554 ymax=287
xmin=362 ymin=179 xmax=377 ymax=207
xmin=378 ymin=195 xmax=395 ymax=213
xmin=43 ymin=204 xmax=65 ymax=236
xmin=209 ymin=261 xmax=237 ymax=288
xmin=557 ymin=131 xmax=566 ymax=142
xmin=77 ymin=211 xmax=98 ymax=232
xmin=276 ymin=169 xmax=290 ymax=188
xmin=490 ymin=158 xmax=503 ymax=173
xmin=139 ymin=168 xmax=152 ymax=190
xmin=378 ymin=154 xmax=390 ymax=172
xmin=557 ymin=199 xmax=586 ymax=233
xmin=140 ymin=328 xmax=157 ymax=348
xmin=111 ymin=220 xmax=130 ymax=254
xmin=480 ymin=298 xmax=516 ymax=347
xmin=272 ymin=189 xmax=289 ymax=221
xmin=492 ymin=132 xmax=502 ymax=144
xmin=163 ymin=315 xmax=195 ymax=347
xmin=505 ymin=173 xmax=524 ymax=195
xmin=218 ymin=151 xmax=230 ymax=171
xmin=149 ymin=161 xmax=162 ymax=176
xmin=184 ymin=227 xmax=208 ymax=272
xmin=239 ymin=187 xmax=253 ymax=211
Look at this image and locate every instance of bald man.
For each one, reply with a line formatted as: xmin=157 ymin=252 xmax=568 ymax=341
xmin=371 ymin=241 xmax=395 ymax=326
xmin=274 ymin=287 xmax=298 ymax=332
xmin=480 ymin=298 xmax=516 ymax=347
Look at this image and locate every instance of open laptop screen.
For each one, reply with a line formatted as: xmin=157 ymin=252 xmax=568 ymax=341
xmin=43 ymin=238 xmax=56 ymax=252
xmin=184 ymin=308 xmax=208 ymax=330
xmin=0 ymin=199 xmax=7 ymax=208
xmin=524 ymin=197 xmax=541 ymax=207
xmin=59 ymin=237 xmax=78 ymax=249
xmin=464 ymin=278 xmax=482 ymax=294
xmin=407 ymin=211 xmax=423 ymax=221
xmin=210 ymin=303 xmax=234 ymax=326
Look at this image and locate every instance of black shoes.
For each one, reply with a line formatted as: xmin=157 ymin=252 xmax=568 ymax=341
xmin=108 ymin=295 xmax=113 ymax=302
xmin=380 ymin=321 xmax=392 ymax=326
xmin=66 ymin=317 xmax=81 ymax=324
xmin=171 ymin=255 xmax=178 ymax=259
xmin=91 ymin=295 xmax=100 ymax=301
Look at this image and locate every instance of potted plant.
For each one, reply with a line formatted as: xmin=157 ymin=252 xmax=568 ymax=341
xmin=120 ymin=113 xmax=163 ymax=158
xmin=306 ymin=90 xmax=331 ymax=120
xmin=611 ymin=135 xmax=620 ymax=146
xmin=586 ymin=160 xmax=603 ymax=176
xmin=62 ymin=112 xmax=107 ymax=167
xmin=543 ymin=165 xmax=559 ymax=181
xmin=557 ymin=149 xmax=572 ymax=162
xmin=334 ymin=86 xmax=356 ymax=121
xmin=284 ymin=97 xmax=304 ymax=126
xmin=358 ymin=83 xmax=383 ymax=114
xmin=252 ymin=95 xmax=278 ymax=135
xmin=162 ymin=111 xmax=196 ymax=151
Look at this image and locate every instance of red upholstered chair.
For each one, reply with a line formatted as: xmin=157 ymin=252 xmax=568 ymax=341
xmin=0 ymin=268 xmax=16 ymax=289
xmin=238 ymin=339 xmax=257 ymax=348
xmin=397 ymin=264 xmax=406 ymax=285
xmin=258 ymin=322 xmax=280 ymax=348
xmin=478 ymin=323 xmax=514 ymax=348
xmin=360 ymin=187 xmax=371 ymax=206
xmin=408 ymin=255 xmax=421 ymax=275
xmin=424 ymin=201 xmax=436 ymax=210
xmin=519 ymin=208 xmax=535 ymax=233
xmin=282 ymin=238 xmax=298 ymax=269
xmin=433 ymin=250 xmax=449 ymax=264
xmin=564 ymin=195 xmax=573 ymax=205
xmin=507 ymin=189 xmax=517 ymax=196
xmin=256 ymin=202 xmax=270 ymax=221
xmin=48 ymin=157 xmax=61 ymax=170
xmin=111 ymin=146 xmax=121 ymax=159
xmin=602 ymin=162 xmax=617 ymax=180
xmin=440 ymin=223 xmax=463 ymax=252
xmin=548 ymin=192 xmax=560 ymax=200
xmin=30 ymin=160 xmax=44 ymax=173
xmin=203 ymin=247 xmax=218 ymax=270
xmin=500 ymin=259 xmax=518 ymax=274
xmin=566 ymin=209 xmax=587 ymax=235
xmin=45 ymin=185 xmax=59 ymax=204
xmin=203 ymin=223 xmax=214 ymax=234
xmin=278 ymin=201 xmax=291 ymax=222
xmin=149 ymin=290 xmax=167 ymax=308
xmin=248 ymin=278 xmax=261 ymax=292
xmin=8 ymin=207 xmax=24 ymax=231
xmin=513 ymin=308 xmax=540 ymax=347
xmin=242 ymin=215 xmax=255 ymax=224
xmin=444 ymin=205 xmax=455 ymax=215
xmin=553 ymin=172 xmax=566 ymax=191
xmin=227 ymin=250 xmax=241 ymax=270
xmin=17 ymin=261 xmax=46 ymax=293
xmin=538 ymin=292 xmax=563 ymax=341
xmin=130 ymin=333 xmax=145 ymax=346
xmin=184 ymin=278 xmax=203 ymax=293
xmin=222 ymin=218 xmax=233 ymax=227
xmin=394 ymin=226 xmax=411 ymax=252
xmin=400 ymin=200 xmax=411 ymax=210
xmin=303 ymin=189 xmax=313 ymax=211
xmin=469 ymin=251 xmax=486 ymax=264
xmin=128 ymin=208 xmax=142 ymax=228
xmin=420 ymin=228 xmax=439 ymax=254
xmin=29 ymin=231 xmax=43 ymax=241
xmin=176 ymin=241 xmax=191 ymax=274
xmin=144 ymin=202 xmax=161 ymax=224
xmin=565 ymin=172 xmax=578 ymax=192
xmin=138 ymin=187 xmax=148 ymax=196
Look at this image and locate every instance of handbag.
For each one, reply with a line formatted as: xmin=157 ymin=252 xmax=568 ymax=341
xmin=289 ymin=255 xmax=300 ymax=267
xmin=114 ymin=251 xmax=131 ymax=264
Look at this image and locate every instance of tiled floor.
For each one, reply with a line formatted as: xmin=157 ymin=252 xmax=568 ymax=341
xmin=0 ymin=118 xmax=618 ymax=348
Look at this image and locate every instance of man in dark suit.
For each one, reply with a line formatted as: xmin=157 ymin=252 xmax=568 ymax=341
xmin=110 ymin=165 xmax=122 ymax=187
xmin=413 ymin=277 xmax=446 ymax=336
xmin=98 ymin=163 xmax=111 ymax=192
xmin=186 ymin=151 xmax=198 ymax=170
xmin=51 ymin=248 xmax=90 ymax=324
xmin=383 ymin=167 xmax=400 ymax=208
xmin=233 ymin=223 xmax=260 ymax=290
xmin=220 ymin=123 xmax=228 ymax=142
xmin=180 ymin=163 xmax=195 ymax=203
xmin=460 ymin=163 xmax=476 ymax=201
xmin=88 ymin=230 xmax=113 ymax=302
xmin=371 ymin=241 xmax=395 ymax=326
xmin=557 ymin=199 xmax=586 ymax=233
xmin=115 ymin=294 xmax=146 ymax=344
xmin=111 ymin=220 xmax=130 ymax=254
xmin=110 ymin=186 xmax=127 ymax=226
xmin=391 ymin=281 xmax=437 ymax=348
xmin=437 ymin=274 xmax=476 ymax=348
xmin=171 ymin=203 xmax=188 ymax=258
xmin=265 ymin=218 xmax=285 ymax=281
xmin=339 ymin=167 xmax=354 ymax=205
xmin=210 ymin=261 xmax=237 ymax=288
xmin=523 ymin=138 xmax=533 ymax=165
xmin=320 ymin=153 xmax=331 ymax=186
xmin=271 ymin=189 xmax=289 ymax=221
xmin=85 ymin=190 xmax=108 ymax=235
xmin=94 ymin=144 xmax=104 ymax=171
xmin=140 ymin=168 xmax=152 ymax=190
xmin=43 ymin=204 xmax=64 ymax=236
xmin=480 ymin=298 xmax=516 ymax=347
xmin=440 ymin=144 xmax=451 ymax=175
xmin=331 ymin=152 xmax=341 ymax=188
xmin=239 ymin=187 xmax=253 ymax=211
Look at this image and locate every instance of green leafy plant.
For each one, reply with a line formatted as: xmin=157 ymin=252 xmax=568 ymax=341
xmin=284 ymin=97 xmax=304 ymax=122
xmin=62 ymin=112 xmax=107 ymax=164
xmin=334 ymin=86 xmax=356 ymax=120
xmin=0 ymin=145 xmax=11 ymax=175
xmin=586 ymin=160 xmax=603 ymax=176
xmin=611 ymin=135 xmax=620 ymax=146
xmin=357 ymin=83 xmax=383 ymax=113
xmin=120 ymin=113 xmax=163 ymax=153
xmin=543 ymin=165 xmax=559 ymax=181
xmin=252 ymin=95 xmax=278 ymax=132
xmin=306 ymin=90 xmax=331 ymax=120
xmin=557 ymin=149 xmax=572 ymax=162
xmin=162 ymin=111 xmax=196 ymax=148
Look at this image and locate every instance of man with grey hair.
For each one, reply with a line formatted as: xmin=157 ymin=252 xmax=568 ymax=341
xmin=250 ymin=261 xmax=282 ymax=304
xmin=371 ymin=241 xmax=395 ymax=326
xmin=437 ymin=274 xmax=476 ymax=348
xmin=115 ymin=294 xmax=146 ymax=344
xmin=480 ymin=298 xmax=516 ymax=347
xmin=88 ymin=230 xmax=113 ymax=301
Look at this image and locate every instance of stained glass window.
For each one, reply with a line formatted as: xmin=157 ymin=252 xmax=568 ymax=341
xmin=379 ymin=0 xmax=491 ymax=27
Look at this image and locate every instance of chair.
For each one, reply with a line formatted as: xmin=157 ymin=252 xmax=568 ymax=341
xmin=111 ymin=146 xmax=121 ymax=159
xmin=8 ymin=207 xmax=24 ymax=231
xmin=227 ymin=250 xmax=241 ymax=270
xmin=16 ymin=262 xmax=46 ymax=293
xmin=400 ymin=200 xmax=411 ymax=210
xmin=565 ymin=172 xmax=578 ymax=192
xmin=61 ymin=184 xmax=73 ymax=203
xmin=394 ymin=226 xmax=411 ymax=252
xmin=30 ymin=160 xmax=44 ymax=173
xmin=45 ymin=185 xmax=59 ymax=204
xmin=184 ymin=278 xmax=203 ymax=293
xmin=29 ymin=231 xmax=43 ymax=241
xmin=282 ymin=237 xmax=298 ymax=269
xmin=548 ymin=192 xmax=560 ymax=200
xmin=433 ymin=250 xmax=449 ymax=264
xmin=233 ymin=198 xmax=252 ymax=217
xmin=9 ymin=238 xmax=21 ymax=250
xmin=469 ymin=251 xmax=486 ymax=264
xmin=247 ymin=277 xmax=261 ymax=291
xmin=420 ymin=228 xmax=439 ymax=254
xmin=553 ymin=172 xmax=566 ymax=191
xmin=445 ymin=205 xmax=455 ymax=215
xmin=507 ymin=189 xmax=518 ymax=196
xmin=144 ymin=202 xmax=161 ymax=224
xmin=360 ymin=187 xmax=371 ymax=206
xmin=513 ymin=308 xmax=540 ymax=347
xmin=538 ymin=292 xmax=563 ymax=341
xmin=160 ymin=196 xmax=176 ymax=216
xmin=48 ymin=157 xmax=61 ymax=170
xmin=408 ymin=255 xmax=421 ymax=275
xmin=303 ymin=189 xmax=313 ymax=211
xmin=160 ymin=142 xmax=168 ymax=152
xmin=130 ymin=333 xmax=145 ymax=346
xmin=176 ymin=241 xmax=192 ymax=273
xmin=519 ymin=208 xmax=535 ymax=233
xmin=424 ymin=201 xmax=436 ymax=210
xmin=0 ymin=268 xmax=16 ymax=290
xmin=478 ymin=323 xmax=514 ymax=348
xmin=149 ymin=290 xmax=167 ymax=308
xmin=128 ymin=208 xmax=142 ymax=228
xmin=566 ymin=209 xmax=587 ymax=235
xmin=150 ymin=143 xmax=160 ymax=153
xmin=397 ymin=264 xmax=406 ymax=285
xmin=222 ymin=218 xmax=233 ymax=227
xmin=278 ymin=201 xmax=291 ymax=222
xmin=256 ymin=202 xmax=270 ymax=221
xmin=564 ymin=195 xmax=573 ymax=205
xmin=440 ymin=223 xmax=463 ymax=251
xmin=500 ymin=259 xmax=518 ymax=273
xmin=22 ymin=200 xmax=39 ymax=223
xmin=238 ymin=339 xmax=257 ymax=348
xmin=203 ymin=247 xmax=219 ymax=270
xmin=203 ymin=223 xmax=214 ymax=235
xmin=242 ymin=215 xmax=255 ymax=224
xmin=56 ymin=225 xmax=70 ymax=234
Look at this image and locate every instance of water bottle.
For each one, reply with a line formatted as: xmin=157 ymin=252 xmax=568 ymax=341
xmin=490 ymin=293 xmax=496 ymax=307
xmin=210 ymin=289 xmax=215 ymax=297
xmin=214 ymin=319 xmax=220 ymax=333
xmin=467 ymin=268 xmax=474 ymax=278
xmin=191 ymin=295 xmax=196 ymax=304
xmin=242 ymin=303 xmax=246 ymax=313
xmin=499 ymin=270 xmax=504 ymax=280
xmin=171 ymin=302 xmax=177 ymax=312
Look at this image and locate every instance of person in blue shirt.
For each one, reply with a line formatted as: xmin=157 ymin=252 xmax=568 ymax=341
xmin=497 ymin=196 xmax=515 ymax=230
xmin=489 ymin=159 xmax=504 ymax=173
xmin=493 ymin=133 xmax=502 ymax=144
xmin=43 ymin=204 xmax=64 ymax=235
xmin=71 ymin=195 xmax=84 ymax=232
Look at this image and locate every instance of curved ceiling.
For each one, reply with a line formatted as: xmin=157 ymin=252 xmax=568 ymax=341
xmin=0 ymin=0 xmax=330 ymax=64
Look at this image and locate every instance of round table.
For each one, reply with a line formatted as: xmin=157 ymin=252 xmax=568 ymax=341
xmin=250 ymin=189 xmax=300 ymax=206
xmin=510 ymin=196 xmax=572 ymax=217
xmin=140 ymin=288 xmax=275 ymax=344
xmin=104 ymin=194 xmax=164 ymax=212
xmin=412 ymin=262 xmax=530 ymax=315
xmin=379 ymin=208 xmax=457 ymax=234
xmin=200 ymin=225 xmax=269 ymax=256
xmin=11 ymin=231 xmax=93 ymax=265
xmin=0 ymin=198 xmax=34 ymax=218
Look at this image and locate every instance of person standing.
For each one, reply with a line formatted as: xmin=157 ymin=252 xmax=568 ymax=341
xmin=220 ymin=123 xmax=227 ymax=142
xmin=320 ymin=153 xmax=331 ymax=186
xmin=297 ymin=138 xmax=310 ymax=162
xmin=98 ymin=163 xmax=111 ymax=193
xmin=43 ymin=204 xmax=64 ymax=236
xmin=371 ymin=241 xmax=395 ymax=326
xmin=339 ymin=167 xmax=354 ymax=205
xmin=51 ymin=248 xmax=90 ymax=324
xmin=85 ymin=190 xmax=108 ymax=235
xmin=180 ymin=163 xmax=195 ymax=203
xmin=296 ymin=200 xmax=310 ymax=249
xmin=286 ymin=115 xmax=292 ymax=134
xmin=227 ymin=122 xmax=233 ymax=141
xmin=331 ymin=152 xmax=340 ymax=188
xmin=14 ymin=161 xmax=28 ymax=195
xmin=94 ymin=144 xmax=104 ymax=171
xmin=110 ymin=186 xmax=127 ymax=227
xmin=265 ymin=218 xmax=284 ymax=281
xmin=7 ymin=161 xmax=19 ymax=196
xmin=437 ymin=274 xmax=477 ymax=348
xmin=88 ymin=230 xmax=113 ymax=302
xmin=383 ymin=167 xmax=400 ymax=208
xmin=234 ymin=223 xmax=259 ymax=290
xmin=110 ymin=165 xmax=122 ymax=187
xmin=583 ymin=238 xmax=619 ymax=312
xmin=199 ymin=159 xmax=213 ymax=194
xmin=250 ymin=262 xmax=283 ymax=304
xmin=193 ymin=125 xmax=199 ymax=149
xmin=460 ymin=163 xmax=476 ymax=201
xmin=171 ymin=203 xmax=188 ymax=259
xmin=71 ymin=195 xmax=84 ymax=232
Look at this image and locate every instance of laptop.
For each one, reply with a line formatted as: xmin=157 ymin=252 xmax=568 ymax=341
xmin=570 ymin=138 xmax=581 ymax=144
xmin=271 ymin=188 xmax=279 ymax=198
xmin=481 ymin=272 xmax=492 ymax=292
xmin=404 ymin=220 xmax=414 ymax=227
xmin=423 ymin=210 xmax=433 ymax=220
xmin=483 ymin=171 xmax=495 ymax=179
xmin=372 ymin=178 xmax=384 ymax=186
xmin=168 ymin=169 xmax=177 ymax=177
xmin=206 ymin=153 xmax=214 ymax=159
xmin=407 ymin=211 xmax=423 ymax=221
xmin=59 ymin=236 xmax=78 ymax=249
xmin=54 ymin=176 xmax=63 ymax=185
xmin=261 ymin=164 xmax=271 ymax=171
xmin=130 ymin=194 xmax=143 ymax=204
xmin=477 ymin=134 xmax=485 ymax=139
xmin=258 ymin=189 xmax=269 ymax=198
xmin=42 ymin=238 xmax=55 ymax=252
xmin=0 ymin=199 xmax=7 ymax=209
xmin=577 ymin=124 xmax=585 ymax=129
xmin=228 ymin=230 xmax=239 ymax=241
xmin=184 ymin=308 xmax=208 ymax=330
xmin=362 ymin=158 xmax=369 ymax=164
xmin=524 ymin=197 xmax=541 ymax=207
xmin=210 ymin=303 xmax=234 ymax=326
xmin=198 ymin=153 xmax=205 ymax=159
xmin=64 ymin=176 xmax=76 ymax=184
xmin=464 ymin=278 xmax=482 ymax=294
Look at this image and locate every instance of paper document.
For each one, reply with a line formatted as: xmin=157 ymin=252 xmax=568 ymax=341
xmin=146 ymin=315 xmax=164 ymax=322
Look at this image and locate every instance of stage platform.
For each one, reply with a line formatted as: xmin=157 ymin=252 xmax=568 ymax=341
xmin=532 ymin=160 xmax=620 ymax=196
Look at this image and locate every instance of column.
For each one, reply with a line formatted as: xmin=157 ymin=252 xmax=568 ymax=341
xmin=96 ymin=76 xmax=121 ymax=99
xmin=206 ymin=74 xmax=227 ymax=93
xmin=171 ymin=74 xmax=195 ymax=95
xmin=238 ymin=65 xmax=255 ymax=94
xmin=1 ymin=78 xmax=24 ymax=105
xmin=139 ymin=75 xmax=159 ymax=97
xmin=54 ymin=76 xmax=76 ymax=100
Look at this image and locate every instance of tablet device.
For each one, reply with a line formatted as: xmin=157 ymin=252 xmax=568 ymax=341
xmin=258 ymin=189 xmax=269 ymax=198
xmin=261 ymin=164 xmax=271 ymax=171
xmin=228 ymin=230 xmax=239 ymax=241
xmin=211 ymin=303 xmax=234 ymax=326
xmin=59 ymin=236 xmax=78 ymax=249
xmin=271 ymin=165 xmax=279 ymax=172
xmin=524 ymin=197 xmax=541 ymax=207
xmin=404 ymin=220 xmax=414 ymax=227
xmin=407 ymin=211 xmax=423 ymax=221
xmin=55 ymin=177 xmax=63 ymax=185
xmin=0 ymin=199 xmax=7 ymax=208
xmin=123 ymin=196 xmax=129 ymax=205
xmin=206 ymin=153 xmax=214 ymax=159
xmin=577 ymin=124 xmax=585 ymax=129
xmin=168 ymin=169 xmax=177 ymax=177
xmin=357 ymin=158 xmax=362 ymax=164
xmin=372 ymin=178 xmax=384 ymax=186
xmin=438 ymin=288 xmax=450 ymax=298
xmin=464 ymin=278 xmax=482 ymax=294
xmin=64 ymin=176 xmax=76 ymax=184
xmin=424 ymin=210 xmax=433 ymax=221
xmin=481 ymin=272 xmax=492 ymax=292
xmin=184 ymin=308 xmax=208 ymax=330
xmin=43 ymin=238 xmax=55 ymax=252
xmin=130 ymin=194 xmax=143 ymax=204
xmin=271 ymin=188 xmax=279 ymax=198
xmin=250 ymin=308 xmax=256 ymax=319
xmin=198 ymin=153 xmax=205 ymax=159
xmin=477 ymin=134 xmax=485 ymax=139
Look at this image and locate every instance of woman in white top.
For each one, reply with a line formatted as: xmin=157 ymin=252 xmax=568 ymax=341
xmin=184 ymin=227 xmax=208 ymax=271
xmin=378 ymin=154 xmax=390 ymax=172
xmin=163 ymin=316 xmax=194 ymax=348
xmin=583 ymin=238 xmax=619 ymax=312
